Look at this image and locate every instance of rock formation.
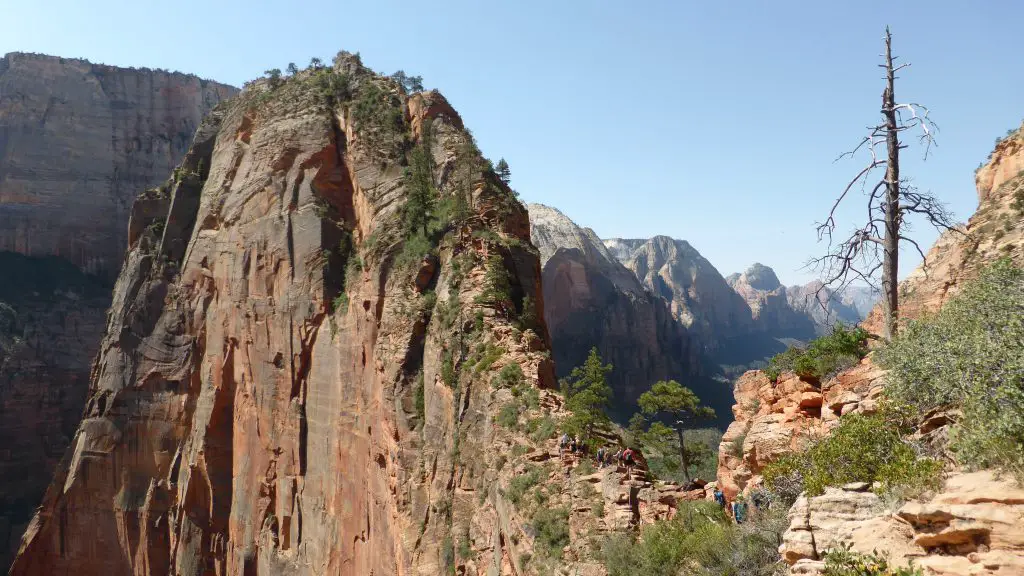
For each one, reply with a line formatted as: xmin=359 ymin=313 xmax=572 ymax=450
xmin=528 ymin=205 xmax=708 ymax=420
xmin=9 ymin=53 xmax=696 ymax=576
xmin=785 ymin=282 xmax=875 ymax=335
xmin=0 ymin=52 xmax=237 ymax=278
xmin=0 ymin=53 xmax=235 ymax=570
xmin=727 ymin=263 xmax=816 ymax=338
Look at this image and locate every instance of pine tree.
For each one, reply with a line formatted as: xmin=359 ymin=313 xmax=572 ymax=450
xmin=637 ymin=380 xmax=715 ymax=482
xmin=561 ymin=348 xmax=613 ymax=441
xmin=495 ymin=158 xmax=511 ymax=186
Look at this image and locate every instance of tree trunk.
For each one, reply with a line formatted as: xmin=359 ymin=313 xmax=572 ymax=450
xmin=676 ymin=425 xmax=691 ymax=482
xmin=881 ymin=26 xmax=901 ymax=339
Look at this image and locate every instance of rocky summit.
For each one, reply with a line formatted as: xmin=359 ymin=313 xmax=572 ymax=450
xmin=0 ymin=52 xmax=235 ymax=570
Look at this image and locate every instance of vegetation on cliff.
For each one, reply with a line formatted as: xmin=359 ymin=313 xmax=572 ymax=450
xmin=879 ymin=259 xmax=1024 ymax=481
xmin=763 ymin=324 xmax=870 ymax=383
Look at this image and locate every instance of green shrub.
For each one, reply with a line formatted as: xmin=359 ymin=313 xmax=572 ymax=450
xmin=441 ymin=350 xmax=457 ymax=387
xmin=822 ymin=544 xmax=923 ymax=576
xmin=765 ymin=324 xmax=869 ymax=382
xmin=506 ymin=466 xmax=541 ymax=505
xmin=762 ymin=412 xmax=941 ymax=498
xmin=531 ymin=507 xmax=570 ymax=557
xmin=476 ymin=254 xmax=512 ymax=308
xmin=492 ymin=363 xmax=524 ymax=389
xmin=497 ymin=403 xmax=519 ymax=429
xmin=332 ymin=293 xmax=349 ymax=314
xmin=526 ymin=416 xmax=557 ymax=442
xmin=879 ymin=259 xmax=1024 ymax=480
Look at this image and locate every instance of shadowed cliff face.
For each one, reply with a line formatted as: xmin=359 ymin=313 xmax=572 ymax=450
xmin=0 ymin=53 xmax=235 ymax=571
xmin=528 ymin=204 xmax=706 ymax=420
xmin=10 ymin=54 xmax=563 ymax=576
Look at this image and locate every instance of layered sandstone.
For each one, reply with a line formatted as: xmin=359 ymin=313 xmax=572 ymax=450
xmin=727 ymin=263 xmax=816 ymax=338
xmin=715 ymin=358 xmax=885 ymax=499
xmin=0 ymin=53 xmax=235 ymax=570
xmin=0 ymin=52 xmax=237 ymax=277
xmin=605 ymin=236 xmax=755 ymax=350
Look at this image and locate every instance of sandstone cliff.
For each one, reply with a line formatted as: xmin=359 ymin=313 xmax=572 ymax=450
xmin=784 ymin=281 xmax=874 ymax=335
xmin=0 ymin=52 xmax=237 ymax=278
xmin=528 ymin=205 xmax=707 ymax=420
xmin=9 ymin=54 xmax=695 ymax=576
xmin=0 ymin=53 xmax=235 ymax=570
xmin=726 ymin=263 xmax=816 ymax=339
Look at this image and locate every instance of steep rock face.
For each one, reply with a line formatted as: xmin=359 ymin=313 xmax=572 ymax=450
xmin=9 ymin=55 xmax=569 ymax=575
xmin=607 ymin=236 xmax=754 ymax=352
xmin=528 ymin=205 xmax=705 ymax=418
xmin=727 ymin=263 xmax=816 ymax=338
xmin=0 ymin=52 xmax=237 ymax=278
xmin=0 ymin=53 xmax=235 ymax=570
xmin=863 ymin=124 xmax=1024 ymax=334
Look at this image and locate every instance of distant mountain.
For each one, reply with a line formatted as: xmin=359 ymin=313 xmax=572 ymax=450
xmin=786 ymin=281 xmax=878 ymax=333
xmin=604 ymin=236 xmax=756 ymax=351
xmin=528 ymin=205 xmax=717 ymax=420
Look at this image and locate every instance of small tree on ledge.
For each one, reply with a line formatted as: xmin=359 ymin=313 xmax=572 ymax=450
xmin=637 ymin=380 xmax=715 ymax=482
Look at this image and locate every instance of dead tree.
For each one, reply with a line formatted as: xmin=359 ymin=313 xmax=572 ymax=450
xmin=811 ymin=27 xmax=956 ymax=339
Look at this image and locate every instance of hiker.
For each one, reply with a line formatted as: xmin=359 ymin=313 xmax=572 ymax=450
xmin=751 ymin=488 xmax=768 ymax=511
xmin=596 ymin=446 xmax=606 ymax=467
xmin=559 ymin=433 xmax=570 ymax=454
xmin=574 ymin=435 xmax=582 ymax=454
xmin=732 ymin=496 xmax=748 ymax=524
xmin=569 ymin=436 xmax=578 ymax=454
xmin=622 ymin=447 xmax=635 ymax=475
xmin=713 ymin=487 xmax=726 ymax=509
xmin=613 ymin=448 xmax=622 ymax=465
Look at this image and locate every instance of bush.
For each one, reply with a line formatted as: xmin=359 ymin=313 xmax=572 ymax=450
xmin=878 ymin=259 xmax=1024 ymax=480
xmin=822 ymin=545 xmax=923 ymax=576
xmin=492 ymin=363 xmax=524 ymax=389
xmin=506 ymin=466 xmax=541 ymax=505
xmin=526 ymin=416 xmax=557 ymax=442
xmin=497 ymin=402 xmax=519 ymax=429
xmin=531 ymin=507 xmax=570 ymax=557
xmin=762 ymin=412 xmax=941 ymax=498
xmin=765 ymin=324 xmax=869 ymax=382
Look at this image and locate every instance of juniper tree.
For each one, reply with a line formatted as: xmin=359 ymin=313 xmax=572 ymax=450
xmin=812 ymin=27 xmax=956 ymax=339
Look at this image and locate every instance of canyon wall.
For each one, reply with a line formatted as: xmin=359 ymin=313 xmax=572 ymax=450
xmin=0 ymin=53 xmax=235 ymax=570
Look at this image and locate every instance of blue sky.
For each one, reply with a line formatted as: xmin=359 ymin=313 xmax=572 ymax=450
xmin=3 ymin=1 xmax=1021 ymax=284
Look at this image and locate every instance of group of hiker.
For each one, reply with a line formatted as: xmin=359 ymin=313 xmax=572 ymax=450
xmin=558 ymin=432 xmax=637 ymax=473
xmin=712 ymin=486 xmax=770 ymax=524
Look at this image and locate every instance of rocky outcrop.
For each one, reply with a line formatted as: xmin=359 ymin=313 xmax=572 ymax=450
xmin=528 ymin=205 xmax=709 ymax=419
xmin=8 ymin=52 xmax=646 ymax=576
xmin=716 ymin=358 xmax=885 ymax=499
xmin=0 ymin=52 xmax=237 ymax=278
xmin=0 ymin=53 xmax=235 ymax=571
xmin=781 ymin=472 xmax=1024 ymax=576
xmin=863 ymin=123 xmax=1024 ymax=334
